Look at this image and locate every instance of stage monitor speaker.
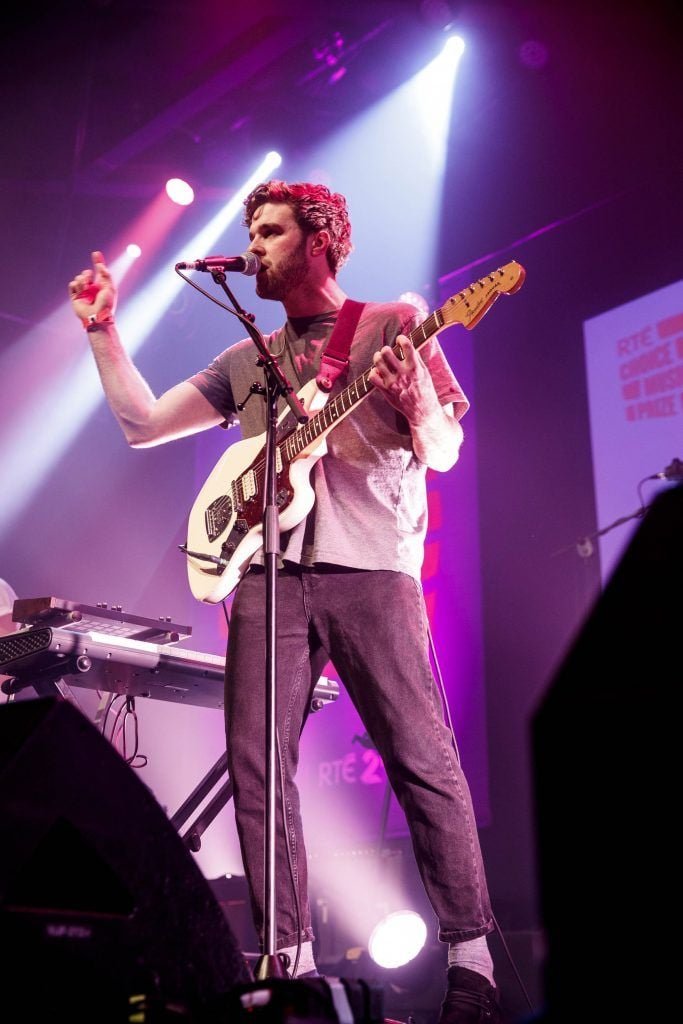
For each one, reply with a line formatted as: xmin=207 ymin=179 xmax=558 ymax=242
xmin=531 ymin=483 xmax=681 ymax=1021
xmin=0 ymin=696 xmax=251 ymax=1021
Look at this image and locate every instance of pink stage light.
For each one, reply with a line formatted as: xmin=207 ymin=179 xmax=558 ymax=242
xmin=165 ymin=178 xmax=195 ymax=206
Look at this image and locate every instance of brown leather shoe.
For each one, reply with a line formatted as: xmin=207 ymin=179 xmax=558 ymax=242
xmin=437 ymin=966 xmax=502 ymax=1024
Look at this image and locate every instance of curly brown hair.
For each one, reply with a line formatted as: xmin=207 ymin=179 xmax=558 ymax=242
xmin=243 ymin=180 xmax=353 ymax=274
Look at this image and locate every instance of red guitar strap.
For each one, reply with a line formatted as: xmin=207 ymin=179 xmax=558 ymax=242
xmin=316 ymin=299 xmax=366 ymax=392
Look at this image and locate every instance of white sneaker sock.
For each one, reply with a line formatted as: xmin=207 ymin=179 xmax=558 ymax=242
xmin=447 ymin=936 xmax=495 ymax=987
xmin=277 ymin=940 xmax=317 ymax=977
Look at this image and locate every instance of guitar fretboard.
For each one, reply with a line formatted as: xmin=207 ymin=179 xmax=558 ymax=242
xmin=233 ymin=262 xmax=524 ymax=492
xmin=282 ymin=306 xmax=445 ymax=461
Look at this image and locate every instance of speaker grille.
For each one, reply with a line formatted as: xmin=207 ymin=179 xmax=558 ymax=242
xmin=0 ymin=627 xmax=51 ymax=667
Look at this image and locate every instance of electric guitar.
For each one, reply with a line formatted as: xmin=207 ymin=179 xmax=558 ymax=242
xmin=184 ymin=260 xmax=526 ymax=603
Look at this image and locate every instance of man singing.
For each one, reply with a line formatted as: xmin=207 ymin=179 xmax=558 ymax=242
xmin=69 ymin=180 xmax=501 ymax=1024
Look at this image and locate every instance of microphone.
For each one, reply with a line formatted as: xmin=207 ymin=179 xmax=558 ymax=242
xmin=175 ymin=252 xmax=261 ymax=275
xmin=650 ymin=457 xmax=683 ymax=481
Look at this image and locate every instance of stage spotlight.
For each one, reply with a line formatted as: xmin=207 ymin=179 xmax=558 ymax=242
xmin=126 ymin=243 xmax=142 ymax=259
xmin=442 ymin=34 xmax=465 ymax=60
xmin=368 ymin=910 xmax=427 ymax=969
xmin=0 ymin=150 xmax=283 ymax=536
xmin=265 ymin=150 xmax=283 ymax=170
xmin=166 ymin=178 xmax=195 ymax=206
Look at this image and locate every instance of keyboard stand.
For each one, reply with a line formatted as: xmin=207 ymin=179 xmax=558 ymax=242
xmin=170 ymin=750 xmax=233 ymax=852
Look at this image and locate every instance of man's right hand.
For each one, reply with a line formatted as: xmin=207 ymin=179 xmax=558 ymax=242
xmin=68 ymin=250 xmax=117 ymax=325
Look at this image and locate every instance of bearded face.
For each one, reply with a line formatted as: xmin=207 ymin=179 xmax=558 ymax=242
xmin=255 ymin=233 xmax=309 ymax=301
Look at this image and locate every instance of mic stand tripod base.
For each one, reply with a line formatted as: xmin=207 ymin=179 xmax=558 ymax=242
xmin=253 ymin=952 xmax=290 ymax=980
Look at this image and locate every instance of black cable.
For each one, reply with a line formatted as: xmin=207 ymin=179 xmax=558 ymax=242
xmin=101 ymin=694 xmax=147 ymax=767
xmin=490 ymin=911 xmax=535 ymax=1014
xmin=276 ymin=727 xmax=304 ymax=980
xmin=98 ymin=693 xmax=114 ymax=740
xmin=427 ymin=621 xmax=536 ymax=1015
xmin=175 ymin=268 xmax=259 ymax=335
xmin=102 ymin=692 xmax=126 ymax=741
xmin=118 ymin=698 xmax=148 ymax=768
xmin=426 ymin=618 xmax=461 ymax=766
xmin=636 ymin=475 xmax=652 ymax=512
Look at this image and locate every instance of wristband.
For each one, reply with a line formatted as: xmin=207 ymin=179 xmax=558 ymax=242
xmin=82 ymin=309 xmax=115 ymax=331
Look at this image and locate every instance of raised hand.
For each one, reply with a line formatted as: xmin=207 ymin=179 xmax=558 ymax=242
xmin=68 ymin=250 xmax=117 ymax=325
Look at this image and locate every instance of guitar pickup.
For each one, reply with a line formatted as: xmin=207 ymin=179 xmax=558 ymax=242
xmin=205 ymin=495 xmax=233 ymax=543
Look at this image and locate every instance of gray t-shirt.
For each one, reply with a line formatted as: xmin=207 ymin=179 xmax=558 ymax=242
xmin=189 ymin=301 xmax=468 ymax=580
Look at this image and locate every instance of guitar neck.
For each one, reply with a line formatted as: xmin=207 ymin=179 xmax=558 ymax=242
xmin=283 ymin=310 xmax=444 ymax=460
xmin=280 ymin=262 xmax=525 ymax=461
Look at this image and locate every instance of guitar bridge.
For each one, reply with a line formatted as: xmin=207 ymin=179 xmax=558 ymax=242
xmin=205 ymin=495 xmax=233 ymax=543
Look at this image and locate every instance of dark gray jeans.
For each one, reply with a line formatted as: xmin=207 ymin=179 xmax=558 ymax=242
xmin=224 ymin=563 xmax=493 ymax=950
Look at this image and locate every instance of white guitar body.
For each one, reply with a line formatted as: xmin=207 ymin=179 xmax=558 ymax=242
xmin=185 ymin=260 xmax=527 ymax=604
xmin=186 ymin=378 xmax=330 ymax=604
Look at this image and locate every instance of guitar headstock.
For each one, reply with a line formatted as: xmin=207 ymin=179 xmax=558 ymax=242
xmin=440 ymin=260 xmax=526 ymax=331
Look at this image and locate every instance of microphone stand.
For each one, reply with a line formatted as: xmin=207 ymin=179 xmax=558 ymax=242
xmin=208 ymin=269 xmax=308 ymax=981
